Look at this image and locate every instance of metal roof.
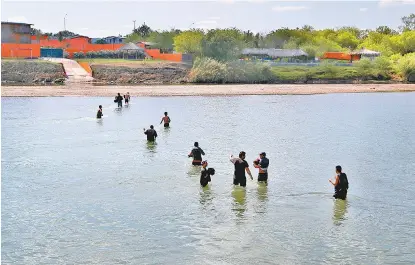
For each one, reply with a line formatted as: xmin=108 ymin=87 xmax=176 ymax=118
xmin=242 ymin=48 xmax=308 ymax=58
xmin=118 ymin=42 xmax=145 ymax=51
xmin=1 ymin=21 xmax=33 ymax=26
xmin=350 ymin=48 xmax=381 ymax=56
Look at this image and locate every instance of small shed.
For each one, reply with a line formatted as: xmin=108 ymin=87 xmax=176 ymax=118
xmin=350 ymin=48 xmax=381 ymax=60
xmin=118 ymin=42 xmax=146 ymax=59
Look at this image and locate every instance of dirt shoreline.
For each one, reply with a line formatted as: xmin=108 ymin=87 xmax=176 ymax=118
xmin=2 ymin=84 xmax=415 ymax=97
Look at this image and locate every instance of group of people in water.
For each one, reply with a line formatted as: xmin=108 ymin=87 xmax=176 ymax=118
xmin=96 ymin=94 xmax=349 ymax=200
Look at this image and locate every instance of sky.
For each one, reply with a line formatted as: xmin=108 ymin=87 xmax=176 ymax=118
xmin=1 ymin=0 xmax=414 ymax=37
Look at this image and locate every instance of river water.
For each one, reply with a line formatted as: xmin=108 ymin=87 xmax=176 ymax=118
xmin=2 ymin=93 xmax=415 ymax=265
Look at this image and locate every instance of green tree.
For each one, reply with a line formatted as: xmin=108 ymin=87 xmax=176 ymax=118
xmin=399 ymin=30 xmax=415 ymax=53
xmin=376 ymin=26 xmax=398 ymax=35
xmin=147 ymin=29 xmax=181 ymax=51
xmin=336 ymin=31 xmax=359 ymax=49
xmin=54 ymin=30 xmax=77 ymax=38
xmin=134 ymin=23 xmax=152 ymax=38
xmin=201 ymin=28 xmax=246 ymax=61
xmin=401 ymin=13 xmax=415 ymax=31
xmin=173 ymin=30 xmax=204 ymax=55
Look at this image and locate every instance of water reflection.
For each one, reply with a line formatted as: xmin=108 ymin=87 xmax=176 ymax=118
xmin=257 ymin=182 xmax=268 ymax=202
xmin=161 ymin=126 xmax=171 ymax=142
xmin=96 ymin=119 xmax=103 ymax=126
xmin=332 ymin=199 xmax=349 ymax=226
xmin=231 ymin=187 xmax=247 ymax=219
xmin=187 ymin=165 xmax=201 ymax=177
xmin=199 ymin=185 xmax=214 ymax=211
xmin=145 ymin=141 xmax=157 ymax=153
xmin=114 ymin=106 xmax=122 ymax=116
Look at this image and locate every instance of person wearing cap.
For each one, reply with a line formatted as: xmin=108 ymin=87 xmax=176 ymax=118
xmin=143 ymin=125 xmax=158 ymax=142
xmin=253 ymin=152 xmax=269 ymax=183
xmin=200 ymin=161 xmax=215 ymax=187
xmin=188 ymin=142 xmax=205 ymax=166
xmin=230 ymin=151 xmax=253 ymax=187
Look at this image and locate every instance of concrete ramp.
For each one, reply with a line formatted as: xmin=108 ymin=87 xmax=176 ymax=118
xmin=43 ymin=58 xmax=94 ymax=82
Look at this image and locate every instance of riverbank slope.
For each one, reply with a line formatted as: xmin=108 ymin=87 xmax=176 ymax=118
xmin=1 ymin=60 xmax=67 ymax=85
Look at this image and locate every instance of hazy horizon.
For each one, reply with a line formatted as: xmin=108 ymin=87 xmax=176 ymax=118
xmin=1 ymin=0 xmax=414 ymax=37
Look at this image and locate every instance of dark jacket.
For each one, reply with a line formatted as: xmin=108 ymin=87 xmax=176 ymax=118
xmin=189 ymin=147 xmax=205 ymax=161
xmin=144 ymin=129 xmax=158 ymax=141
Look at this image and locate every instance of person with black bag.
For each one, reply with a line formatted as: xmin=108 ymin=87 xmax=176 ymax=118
xmin=329 ymin=165 xmax=349 ymax=200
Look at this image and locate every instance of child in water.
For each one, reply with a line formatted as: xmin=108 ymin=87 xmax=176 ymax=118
xmin=124 ymin=92 xmax=130 ymax=105
xmin=96 ymin=105 xmax=103 ymax=119
xmin=200 ymin=161 xmax=215 ymax=187
xmin=160 ymin=112 xmax=171 ymax=127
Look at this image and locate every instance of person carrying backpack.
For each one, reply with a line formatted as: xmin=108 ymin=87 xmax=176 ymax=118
xmin=329 ymin=165 xmax=349 ymax=200
xmin=188 ymin=142 xmax=205 ymax=166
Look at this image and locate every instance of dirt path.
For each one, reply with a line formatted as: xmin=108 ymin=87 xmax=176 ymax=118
xmin=2 ymin=84 xmax=415 ymax=97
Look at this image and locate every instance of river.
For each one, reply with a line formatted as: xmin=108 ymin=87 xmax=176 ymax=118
xmin=2 ymin=93 xmax=415 ymax=264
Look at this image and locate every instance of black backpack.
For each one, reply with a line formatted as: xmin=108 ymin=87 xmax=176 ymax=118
xmin=340 ymin=173 xmax=349 ymax=189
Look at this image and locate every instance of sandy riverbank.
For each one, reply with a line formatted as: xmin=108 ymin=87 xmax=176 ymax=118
xmin=2 ymin=84 xmax=415 ymax=97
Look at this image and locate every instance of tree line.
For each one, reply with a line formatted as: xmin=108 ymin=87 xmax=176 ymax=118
xmin=31 ymin=13 xmax=414 ymax=61
xmin=124 ymin=13 xmax=415 ymax=61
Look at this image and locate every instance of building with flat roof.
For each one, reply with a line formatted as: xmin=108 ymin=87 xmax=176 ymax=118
xmin=1 ymin=21 xmax=33 ymax=44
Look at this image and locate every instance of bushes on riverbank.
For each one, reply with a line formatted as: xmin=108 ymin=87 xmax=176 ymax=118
xmin=392 ymin=53 xmax=415 ymax=81
xmin=189 ymin=55 xmax=415 ymax=83
xmin=189 ymin=57 xmax=275 ymax=83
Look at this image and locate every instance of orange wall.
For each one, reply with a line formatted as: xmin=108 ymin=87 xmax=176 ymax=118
xmin=3 ymin=39 xmax=182 ymax=61
xmin=1 ymin=43 xmax=41 ymax=58
xmin=321 ymin=52 xmax=360 ymax=61
xmin=146 ymin=49 xmax=182 ymax=62
xmin=78 ymin=62 xmax=92 ymax=75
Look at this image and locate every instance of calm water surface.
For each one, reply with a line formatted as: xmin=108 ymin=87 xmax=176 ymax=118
xmin=2 ymin=93 xmax=415 ymax=265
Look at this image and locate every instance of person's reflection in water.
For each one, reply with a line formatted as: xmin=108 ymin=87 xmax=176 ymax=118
xmin=199 ymin=185 xmax=214 ymax=211
xmin=145 ymin=141 xmax=157 ymax=154
xmin=96 ymin=119 xmax=103 ymax=126
xmin=114 ymin=106 xmax=122 ymax=116
xmin=257 ymin=182 xmax=268 ymax=202
xmin=231 ymin=187 xmax=247 ymax=220
xmin=332 ymin=199 xmax=349 ymax=226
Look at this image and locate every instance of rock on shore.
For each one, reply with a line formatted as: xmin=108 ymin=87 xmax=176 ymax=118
xmin=1 ymin=60 xmax=67 ymax=85
xmin=91 ymin=62 xmax=190 ymax=84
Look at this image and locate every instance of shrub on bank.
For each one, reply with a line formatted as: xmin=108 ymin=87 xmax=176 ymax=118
xmin=226 ymin=61 xmax=275 ymax=83
xmin=394 ymin=53 xmax=415 ymax=82
xmin=189 ymin=57 xmax=275 ymax=83
xmin=373 ymin=56 xmax=392 ymax=78
xmin=73 ymin=52 xmax=86 ymax=59
xmin=188 ymin=57 xmax=228 ymax=83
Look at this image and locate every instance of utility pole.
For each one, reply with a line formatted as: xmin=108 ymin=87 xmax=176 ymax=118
xmin=64 ymin=14 xmax=67 ymax=31
xmin=133 ymin=20 xmax=136 ymax=31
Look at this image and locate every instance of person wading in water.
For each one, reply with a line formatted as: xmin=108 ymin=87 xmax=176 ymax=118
xmin=143 ymin=125 xmax=158 ymax=142
xmin=230 ymin=151 xmax=253 ymax=187
xmin=329 ymin=165 xmax=349 ymax=200
xmin=114 ymin=93 xmax=123 ymax=108
xmin=253 ymin=152 xmax=269 ymax=183
xmin=96 ymin=105 xmax=103 ymax=119
xmin=200 ymin=161 xmax=215 ymax=187
xmin=188 ymin=142 xmax=205 ymax=166
xmin=160 ymin=112 xmax=171 ymax=128
xmin=124 ymin=92 xmax=130 ymax=105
